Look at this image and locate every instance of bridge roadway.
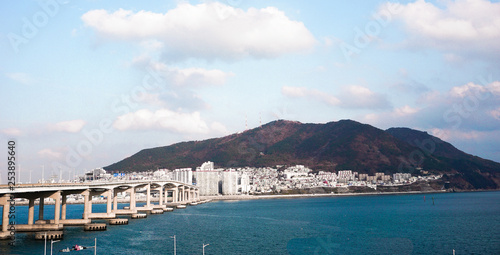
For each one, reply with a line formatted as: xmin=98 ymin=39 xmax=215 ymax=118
xmin=0 ymin=180 xmax=199 ymax=239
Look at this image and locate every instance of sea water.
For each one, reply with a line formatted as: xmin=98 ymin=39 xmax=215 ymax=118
xmin=1 ymin=191 xmax=499 ymax=254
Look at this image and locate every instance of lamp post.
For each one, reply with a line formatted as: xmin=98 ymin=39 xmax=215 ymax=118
xmin=51 ymin=240 xmax=60 ymax=255
xmin=170 ymin=235 xmax=176 ymax=255
xmin=44 ymin=232 xmax=47 ymax=255
xmin=202 ymin=243 xmax=210 ymax=255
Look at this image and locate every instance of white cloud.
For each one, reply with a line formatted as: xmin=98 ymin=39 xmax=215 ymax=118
xmin=38 ymin=148 xmax=63 ymax=160
xmin=139 ymin=39 xmax=164 ymax=51
xmin=138 ymin=92 xmax=166 ymax=107
xmin=210 ymin=121 xmax=229 ymax=135
xmin=387 ymin=0 xmax=500 ymax=59
xmin=490 ymin=107 xmax=500 ymax=120
xmin=430 ymin=128 xmax=485 ymax=142
xmin=449 ymin=82 xmax=489 ymax=98
xmin=282 ymin=85 xmax=390 ymax=109
xmin=48 ymin=119 xmax=86 ymax=133
xmin=6 ymin=72 xmax=33 ymax=84
xmin=339 ymin=86 xmax=391 ymax=109
xmin=394 ymin=105 xmax=419 ymax=116
xmin=113 ymin=108 xmax=214 ymax=134
xmin=150 ymin=62 xmax=233 ymax=87
xmin=323 ymin=37 xmax=333 ymax=47
xmin=282 ymin=86 xmax=309 ymax=98
xmin=366 ymin=80 xmax=500 ymax=131
xmin=82 ymin=2 xmax=316 ymax=61
xmin=361 ymin=105 xmax=421 ymax=128
xmin=282 ymin=86 xmax=341 ymax=106
xmin=429 ymin=128 xmax=500 ymax=160
xmin=1 ymin=128 xmax=22 ymax=136
xmin=129 ymin=59 xmax=231 ymax=110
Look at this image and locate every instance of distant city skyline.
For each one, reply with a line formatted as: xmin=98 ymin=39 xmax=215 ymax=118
xmin=1 ymin=0 xmax=500 ymax=183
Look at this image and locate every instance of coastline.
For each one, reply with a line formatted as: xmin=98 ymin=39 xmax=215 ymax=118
xmin=200 ymin=190 xmax=449 ymax=201
xmin=11 ymin=190 xmax=447 ymax=205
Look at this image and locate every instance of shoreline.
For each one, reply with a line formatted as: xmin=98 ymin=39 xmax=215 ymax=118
xmin=200 ymin=190 xmax=449 ymax=201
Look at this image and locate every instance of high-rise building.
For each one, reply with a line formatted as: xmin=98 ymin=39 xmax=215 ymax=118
xmin=173 ymin=168 xmax=192 ymax=184
xmin=194 ymin=162 xmax=220 ymax=196
xmin=338 ymin=170 xmax=354 ymax=181
xmin=239 ymin=172 xmax=250 ymax=194
xmin=222 ymin=170 xmax=238 ymax=195
xmin=194 ymin=162 xmax=251 ymax=196
xmin=199 ymin=161 xmax=214 ymax=171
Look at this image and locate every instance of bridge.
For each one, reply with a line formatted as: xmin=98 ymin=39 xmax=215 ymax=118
xmin=0 ymin=180 xmax=200 ymax=239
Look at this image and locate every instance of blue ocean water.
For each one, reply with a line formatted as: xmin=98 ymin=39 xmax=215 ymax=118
xmin=1 ymin=191 xmax=499 ymax=254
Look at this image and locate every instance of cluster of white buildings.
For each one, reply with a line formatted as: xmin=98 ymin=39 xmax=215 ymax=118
xmin=193 ymin=162 xmax=251 ymax=196
xmin=82 ymin=162 xmax=440 ymax=196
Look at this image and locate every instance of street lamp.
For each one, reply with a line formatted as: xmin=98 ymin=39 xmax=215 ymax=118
xmin=51 ymin=240 xmax=60 ymax=255
xmin=202 ymin=243 xmax=210 ymax=255
xmin=169 ymin=235 xmax=176 ymax=255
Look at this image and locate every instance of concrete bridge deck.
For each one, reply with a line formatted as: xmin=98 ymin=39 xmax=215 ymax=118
xmin=0 ymin=180 xmax=200 ymax=239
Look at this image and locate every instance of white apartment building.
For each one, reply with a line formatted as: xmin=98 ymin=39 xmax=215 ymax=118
xmin=173 ymin=168 xmax=193 ymax=184
xmin=193 ymin=170 xmax=220 ymax=196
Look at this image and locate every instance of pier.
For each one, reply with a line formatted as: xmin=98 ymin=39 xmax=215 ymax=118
xmin=0 ymin=180 xmax=200 ymax=239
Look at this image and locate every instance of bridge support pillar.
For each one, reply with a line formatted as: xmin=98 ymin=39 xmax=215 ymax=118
xmin=129 ymin=187 xmax=136 ymax=210
xmin=61 ymin=195 xmax=67 ymax=220
xmin=28 ymin=198 xmax=35 ymax=225
xmin=48 ymin=191 xmax=61 ymax=225
xmin=146 ymin=184 xmax=151 ymax=208
xmin=113 ymin=189 xmax=118 ymax=212
xmin=1 ymin=195 xmax=9 ymax=233
xmin=106 ymin=190 xmax=112 ymax=214
xmin=83 ymin=190 xmax=90 ymax=220
xmin=181 ymin=186 xmax=185 ymax=202
xmin=158 ymin=187 xmax=163 ymax=206
xmin=38 ymin=196 xmax=44 ymax=221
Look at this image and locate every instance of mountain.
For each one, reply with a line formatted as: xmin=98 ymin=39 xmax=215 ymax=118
xmin=386 ymin=128 xmax=500 ymax=190
xmin=104 ymin=119 xmax=500 ymax=190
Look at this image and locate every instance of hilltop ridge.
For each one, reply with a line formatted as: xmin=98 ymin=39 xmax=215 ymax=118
xmin=104 ymin=119 xmax=500 ymax=190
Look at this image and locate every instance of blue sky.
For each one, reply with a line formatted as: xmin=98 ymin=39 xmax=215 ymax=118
xmin=1 ymin=0 xmax=500 ymax=183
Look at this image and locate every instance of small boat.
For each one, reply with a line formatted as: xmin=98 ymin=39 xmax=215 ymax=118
xmin=60 ymin=244 xmax=91 ymax=252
